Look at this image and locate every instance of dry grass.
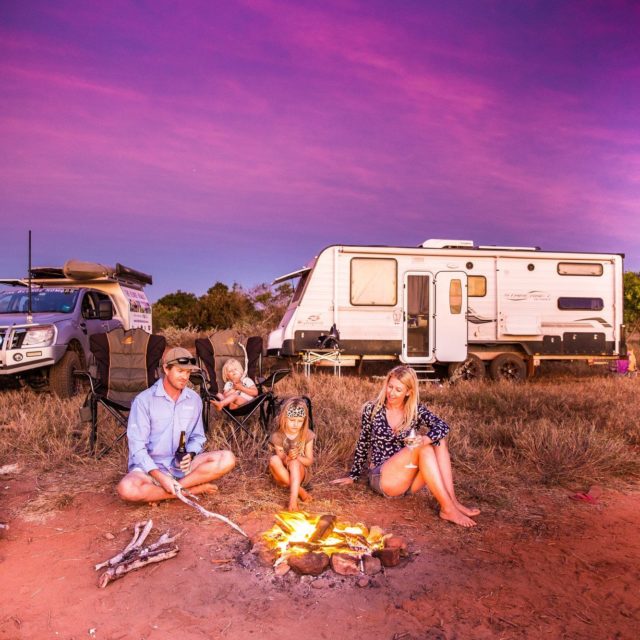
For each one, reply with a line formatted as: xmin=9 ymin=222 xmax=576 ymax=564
xmin=1 ymin=370 xmax=638 ymax=512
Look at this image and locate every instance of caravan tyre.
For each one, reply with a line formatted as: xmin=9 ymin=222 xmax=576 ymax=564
xmin=489 ymin=353 xmax=527 ymax=382
xmin=447 ymin=354 xmax=485 ymax=381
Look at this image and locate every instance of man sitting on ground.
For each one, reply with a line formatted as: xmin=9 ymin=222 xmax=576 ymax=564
xmin=117 ymin=347 xmax=235 ymax=502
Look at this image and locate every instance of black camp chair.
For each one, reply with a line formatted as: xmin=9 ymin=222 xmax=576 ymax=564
xmin=194 ymin=330 xmax=290 ymax=438
xmin=77 ymin=327 xmax=166 ymax=456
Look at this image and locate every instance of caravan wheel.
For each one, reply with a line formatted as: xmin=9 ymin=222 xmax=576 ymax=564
xmin=489 ymin=353 xmax=527 ymax=382
xmin=448 ymin=354 xmax=485 ymax=381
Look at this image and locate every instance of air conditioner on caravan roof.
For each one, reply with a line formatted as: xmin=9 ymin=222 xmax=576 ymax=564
xmin=420 ymin=239 xmax=475 ymax=249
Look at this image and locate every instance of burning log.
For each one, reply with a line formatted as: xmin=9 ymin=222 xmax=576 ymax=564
xmin=308 ymin=514 xmax=336 ymax=542
xmin=288 ymin=552 xmax=330 ymax=576
xmin=274 ymin=514 xmax=296 ymax=535
xmin=95 ymin=520 xmax=180 ymax=588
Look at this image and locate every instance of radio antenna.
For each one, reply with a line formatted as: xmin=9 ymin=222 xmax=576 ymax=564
xmin=27 ymin=230 xmax=33 ymax=324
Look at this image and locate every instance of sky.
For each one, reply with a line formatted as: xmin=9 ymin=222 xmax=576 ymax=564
xmin=1 ymin=0 xmax=639 ymax=301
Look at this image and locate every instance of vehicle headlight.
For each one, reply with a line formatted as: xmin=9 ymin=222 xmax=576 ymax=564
xmin=22 ymin=325 xmax=56 ymax=347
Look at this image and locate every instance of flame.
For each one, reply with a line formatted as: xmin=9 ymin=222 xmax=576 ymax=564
xmin=262 ymin=512 xmax=385 ymax=562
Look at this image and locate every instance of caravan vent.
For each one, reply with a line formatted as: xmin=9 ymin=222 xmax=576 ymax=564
xmin=420 ymin=239 xmax=475 ymax=249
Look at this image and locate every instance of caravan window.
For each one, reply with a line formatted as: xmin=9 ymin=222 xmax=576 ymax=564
xmin=558 ymin=297 xmax=604 ymax=311
xmin=468 ymin=276 xmax=486 ymax=297
xmin=557 ymin=262 xmax=603 ymax=276
xmin=449 ymin=279 xmax=463 ymax=314
xmin=350 ymin=258 xmax=397 ymax=306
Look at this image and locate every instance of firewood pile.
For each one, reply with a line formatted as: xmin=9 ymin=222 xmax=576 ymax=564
xmin=95 ymin=520 xmax=180 ymax=588
xmin=252 ymin=512 xmax=409 ymax=577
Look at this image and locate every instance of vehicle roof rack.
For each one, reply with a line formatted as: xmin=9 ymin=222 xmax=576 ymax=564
xmin=28 ymin=260 xmax=152 ymax=287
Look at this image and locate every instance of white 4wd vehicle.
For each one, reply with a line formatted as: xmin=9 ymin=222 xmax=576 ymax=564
xmin=0 ymin=260 xmax=152 ymax=397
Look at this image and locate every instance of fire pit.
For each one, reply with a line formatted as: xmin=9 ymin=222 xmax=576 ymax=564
xmin=253 ymin=512 xmax=409 ymax=577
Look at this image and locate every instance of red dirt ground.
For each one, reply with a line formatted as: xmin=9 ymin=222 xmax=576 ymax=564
xmin=1 ymin=474 xmax=639 ymax=640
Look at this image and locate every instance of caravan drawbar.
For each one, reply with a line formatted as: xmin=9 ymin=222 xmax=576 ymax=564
xmin=267 ymin=239 xmax=626 ymax=380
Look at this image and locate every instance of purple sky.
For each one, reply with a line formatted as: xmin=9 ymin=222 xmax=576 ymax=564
xmin=1 ymin=1 xmax=639 ymax=300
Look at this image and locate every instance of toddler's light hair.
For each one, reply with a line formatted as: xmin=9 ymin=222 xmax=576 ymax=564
xmin=222 ymin=358 xmax=243 ymax=382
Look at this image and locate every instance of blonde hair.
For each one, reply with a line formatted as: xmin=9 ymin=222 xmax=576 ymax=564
xmin=277 ymin=397 xmax=310 ymax=442
xmin=222 ymin=358 xmax=243 ymax=382
xmin=372 ymin=365 xmax=419 ymax=429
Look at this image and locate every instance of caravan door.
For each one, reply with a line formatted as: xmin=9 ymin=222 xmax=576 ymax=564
xmin=434 ymin=271 xmax=468 ymax=362
xmin=401 ymin=272 xmax=434 ymax=363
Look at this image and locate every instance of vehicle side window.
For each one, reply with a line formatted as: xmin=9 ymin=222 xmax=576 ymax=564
xmin=81 ymin=293 xmax=97 ymax=319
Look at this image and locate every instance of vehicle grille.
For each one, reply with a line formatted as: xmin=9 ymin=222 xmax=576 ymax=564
xmin=0 ymin=327 xmax=27 ymax=349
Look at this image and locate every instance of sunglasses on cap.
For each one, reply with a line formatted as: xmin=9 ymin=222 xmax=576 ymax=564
xmin=166 ymin=356 xmax=197 ymax=366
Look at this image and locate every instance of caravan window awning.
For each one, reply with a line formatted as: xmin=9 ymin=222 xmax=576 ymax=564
xmin=272 ymin=267 xmax=311 ymax=285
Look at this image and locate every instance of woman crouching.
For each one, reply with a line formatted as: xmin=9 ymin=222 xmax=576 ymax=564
xmin=332 ymin=365 xmax=479 ymax=527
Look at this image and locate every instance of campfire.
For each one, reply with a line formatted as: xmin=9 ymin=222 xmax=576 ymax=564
xmin=254 ymin=512 xmax=408 ymax=577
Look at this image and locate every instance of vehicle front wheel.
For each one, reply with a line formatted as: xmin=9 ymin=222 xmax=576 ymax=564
xmin=489 ymin=353 xmax=527 ymax=382
xmin=448 ymin=354 xmax=486 ymax=381
xmin=49 ymin=350 xmax=82 ymax=398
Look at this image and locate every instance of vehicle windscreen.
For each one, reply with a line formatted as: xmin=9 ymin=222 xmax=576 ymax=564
xmin=0 ymin=288 xmax=79 ymax=314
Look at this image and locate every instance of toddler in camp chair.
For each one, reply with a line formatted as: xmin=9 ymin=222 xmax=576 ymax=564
xmin=211 ymin=358 xmax=258 ymax=411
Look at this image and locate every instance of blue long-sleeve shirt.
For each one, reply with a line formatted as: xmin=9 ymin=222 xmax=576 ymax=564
xmin=127 ymin=378 xmax=205 ymax=474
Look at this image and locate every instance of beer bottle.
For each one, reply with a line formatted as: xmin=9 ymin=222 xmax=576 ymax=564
xmin=174 ymin=430 xmax=187 ymax=467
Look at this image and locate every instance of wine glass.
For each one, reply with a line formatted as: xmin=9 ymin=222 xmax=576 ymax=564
xmin=404 ymin=427 xmax=420 ymax=469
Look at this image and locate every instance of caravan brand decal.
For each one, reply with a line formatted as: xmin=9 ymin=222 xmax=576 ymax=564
xmin=577 ymin=317 xmax=612 ymax=328
xmin=467 ymin=306 xmax=495 ymax=325
xmin=504 ymin=291 xmax=551 ymax=302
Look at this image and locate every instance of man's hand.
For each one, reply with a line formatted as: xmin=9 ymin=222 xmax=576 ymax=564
xmin=178 ymin=453 xmax=192 ymax=474
xmin=153 ymin=471 xmax=178 ymax=496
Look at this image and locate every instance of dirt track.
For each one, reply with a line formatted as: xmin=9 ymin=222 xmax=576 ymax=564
xmin=1 ymin=474 xmax=639 ymax=640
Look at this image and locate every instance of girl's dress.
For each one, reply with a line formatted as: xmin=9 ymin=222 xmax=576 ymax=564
xmin=270 ymin=430 xmax=315 ymax=484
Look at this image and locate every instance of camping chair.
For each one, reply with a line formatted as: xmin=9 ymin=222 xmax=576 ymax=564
xmin=77 ymin=327 xmax=166 ymax=456
xmin=194 ymin=330 xmax=290 ymax=437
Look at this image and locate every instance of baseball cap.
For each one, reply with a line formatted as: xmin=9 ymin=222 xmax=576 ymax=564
xmin=163 ymin=347 xmax=198 ymax=369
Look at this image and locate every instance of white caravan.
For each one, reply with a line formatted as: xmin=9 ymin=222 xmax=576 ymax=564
xmin=267 ymin=240 xmax=626 ymax=380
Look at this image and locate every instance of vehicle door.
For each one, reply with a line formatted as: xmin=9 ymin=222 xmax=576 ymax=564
xmin=433 ymin=271 xmax=468 ymax=363
xmin=93 ymin=291 xmax=122 ymax=332
xmin=78 ymin=291 xmax=110 ymax=348
xmin=401 ymin=272 xmax=434 ymax=363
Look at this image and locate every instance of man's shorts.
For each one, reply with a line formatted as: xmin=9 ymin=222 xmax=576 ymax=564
xmin=130 ymin=465 xmax=186 ymax=482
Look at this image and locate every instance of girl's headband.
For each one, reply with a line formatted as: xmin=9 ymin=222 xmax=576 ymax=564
xmin=286 ymin=404 xmax=306 ymax=418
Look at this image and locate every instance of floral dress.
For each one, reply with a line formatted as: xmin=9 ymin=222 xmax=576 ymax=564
xmin=348 ymin=402 xmax=450 ymax=480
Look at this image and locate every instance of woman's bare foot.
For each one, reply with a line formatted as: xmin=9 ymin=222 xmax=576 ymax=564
xmin=439 ymin=507 xmax=477 ymax=527
xmin=299 ymin=487 xmax=312 ymax=503
xmin=456 ymin=502 xmax=481 ymax=517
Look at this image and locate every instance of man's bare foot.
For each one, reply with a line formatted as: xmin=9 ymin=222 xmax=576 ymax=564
xmin=188 ymin=482 xmax=219 ymax=496
xmin=299 ymin=487 xmax=312 ymax=502
xmin=439 ymin=508 xmax=477 ymax=528
xmin=456 ymin=502 xmax=481 ymax=517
